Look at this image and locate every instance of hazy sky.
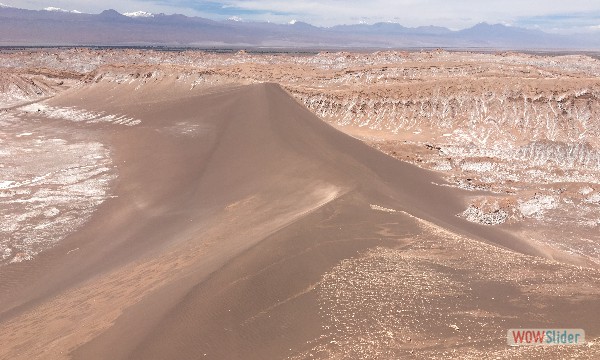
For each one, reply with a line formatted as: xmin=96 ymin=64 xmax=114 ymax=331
xmin=2 ymin=0 xmax=600 ymax=32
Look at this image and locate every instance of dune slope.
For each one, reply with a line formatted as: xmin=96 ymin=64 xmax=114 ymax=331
xmin=1 ymin=83 xmax=597 ymax=359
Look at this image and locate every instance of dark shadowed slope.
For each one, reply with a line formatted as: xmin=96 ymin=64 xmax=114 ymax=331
xmin=0 ymin=83 xmax=561 ymax=359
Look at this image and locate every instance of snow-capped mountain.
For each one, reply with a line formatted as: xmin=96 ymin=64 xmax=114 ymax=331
xmin=44 ymin=7 xmax=81 ymax=14
xmin=123 ymin=11 xmax=154 ymax=18
xmin=0 ymin=6 xmax=598 ymax=49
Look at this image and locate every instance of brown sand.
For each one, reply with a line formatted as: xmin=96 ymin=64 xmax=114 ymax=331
xmin=1 ymin=82 xmax=598 ymax=359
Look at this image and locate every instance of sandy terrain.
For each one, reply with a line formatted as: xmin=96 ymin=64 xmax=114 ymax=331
xmin=0 ymin=49 xmax=599 ymax=359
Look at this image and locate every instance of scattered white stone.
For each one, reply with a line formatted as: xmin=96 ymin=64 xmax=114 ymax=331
xmin=433 ymin=160 xmax=453 ymax=171
xmin=460 ymin=205 xmax=508 ymax=225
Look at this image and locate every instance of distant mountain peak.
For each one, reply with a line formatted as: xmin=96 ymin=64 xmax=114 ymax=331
xmin=473 ymin=22 xmax=503 ymax=28
xmin=124 ymin=11 xmax=154 ymax=18
xmin=99 ymin=9 xmax=124 ymax=17
xmin=0 ymin=6 xmax=596 ymax=49
xmin=461 ymin=22 xmax=533 ymax=35
xmin=469 ymin=22 xmax=521 ymax=32
xmin=288 ymin=20 xmax=314 ymax=28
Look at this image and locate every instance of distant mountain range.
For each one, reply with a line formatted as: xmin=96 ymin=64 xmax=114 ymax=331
xmin=1 ymin=6 xmax=599 ymax=49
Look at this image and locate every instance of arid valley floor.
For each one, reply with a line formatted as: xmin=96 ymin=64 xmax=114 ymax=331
xmin=1 ymin=49 xmax=600 ymax=359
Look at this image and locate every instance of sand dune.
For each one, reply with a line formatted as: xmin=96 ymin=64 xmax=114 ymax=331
xmin=1 ymin=82 xmax=599 ymax=359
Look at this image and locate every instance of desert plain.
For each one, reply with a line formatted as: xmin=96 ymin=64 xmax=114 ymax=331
xmin=0 ymin=48 xmax=599 ymax=359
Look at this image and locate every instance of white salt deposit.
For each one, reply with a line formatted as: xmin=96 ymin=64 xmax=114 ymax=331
xmin=518 ymin=195 xmax=558 ymax=218
xmin=0 ymin=180 xmax=15 ymax=189
xmin=19 ymin=103 xmax=141 ymax=126
xmin=585 ymin=193 xmax=600 ymax=204
xmin=0 ymin=112 xmax=116 ymax=265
